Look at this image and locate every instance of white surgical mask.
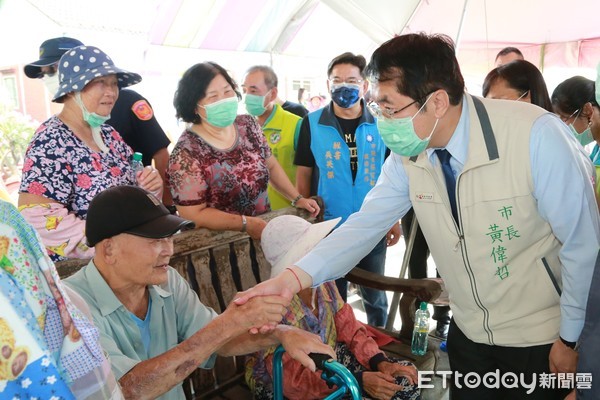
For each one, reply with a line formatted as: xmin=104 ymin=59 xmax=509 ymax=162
xmin=42 ymin=74 xmax=60 ymax=97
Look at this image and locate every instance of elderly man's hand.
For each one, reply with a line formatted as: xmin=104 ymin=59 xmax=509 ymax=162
xmin=272 ymin=325 xmax=336 ymax=372
xmin=225 ymin=295 xmax=287 ymax=332
xmin=234 ymin=267 xmax=312 ymax=334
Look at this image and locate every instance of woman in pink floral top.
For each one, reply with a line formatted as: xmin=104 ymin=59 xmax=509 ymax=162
xmin=168 ymin=62 xmax=319 ymax=239
xmin=18 ymin=45 xmax=163 ymax=262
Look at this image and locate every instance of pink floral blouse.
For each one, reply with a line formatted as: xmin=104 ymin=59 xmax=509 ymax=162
xmin=167 ymin=115 xmax=272 ymax=216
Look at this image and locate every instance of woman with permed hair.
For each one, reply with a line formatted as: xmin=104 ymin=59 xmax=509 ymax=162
xmin=167 ymin=62 xmax=319 ymax=239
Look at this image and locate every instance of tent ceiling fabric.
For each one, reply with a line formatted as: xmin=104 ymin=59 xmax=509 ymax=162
xmin=12 ymin=0 xmax=600 ymax=68
xmin=147 ymin=0 xmax=600 ymax=68
xmin=402 ymin=0 xmax=599 ymax=47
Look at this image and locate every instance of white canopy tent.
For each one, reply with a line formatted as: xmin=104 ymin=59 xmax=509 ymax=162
xmin=3 ymin=0 xmax=599 ymax=69
xmin=1 ymin=0 xmax=599 ymax=134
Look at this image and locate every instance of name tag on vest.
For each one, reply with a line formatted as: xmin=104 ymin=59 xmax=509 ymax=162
xmin=415 ymin=192 xmax=434 ymax=202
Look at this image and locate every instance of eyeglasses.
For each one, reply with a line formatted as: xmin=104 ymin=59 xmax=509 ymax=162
xmin=328 ymin=78 xmax=364 ymax=85
xmin=367 ymin=90 xmax=438 ymax=119
xmin=367 ymin=99 xmax=418 ymax=119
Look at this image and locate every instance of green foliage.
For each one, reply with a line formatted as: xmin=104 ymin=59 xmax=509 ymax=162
xmin=0 ymin=106 xmax=36 ymax=180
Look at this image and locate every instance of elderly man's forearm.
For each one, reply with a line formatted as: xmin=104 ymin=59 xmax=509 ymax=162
xmin=119 ymin=314 xmax=241 ymax=398
xmin=218 ymin=330 xmax=279 ymax=356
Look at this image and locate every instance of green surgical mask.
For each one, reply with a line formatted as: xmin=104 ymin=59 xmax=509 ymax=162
xmin=74 ymin=91 xmax=110 ymax=128
xmin=245 ymin=91 xmax=270 ymax=116
xmin=73 ymin=92 xmax=110 ymax=153
xmin=376 ymin=94 xmax=439 ymax=157
xmin=200 ymin=97 xmax=239 ymax=128
xmin=569 ymin=123 xmax=594 ymax=147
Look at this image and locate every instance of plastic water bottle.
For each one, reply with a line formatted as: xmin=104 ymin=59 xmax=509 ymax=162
xmin=131 ymin=152 xmax=160 ymax=198
xmin=411 ymin=301 xmax=430 ymax=356
xmin=131 ymin=152 xmax=144 ymax=181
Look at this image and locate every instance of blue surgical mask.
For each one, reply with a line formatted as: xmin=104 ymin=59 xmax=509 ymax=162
xmin=569 ymin=123 xmax=594 ymax=147
xmin=376 ymin=94 xmax=439 ymax=157
xmin=330 ymin=83 xmax=360 ymax=108
xmin=74 ymin=92 xmax=111 ymax=128
xmin=200 ymin=97 xmax=239 ymax=128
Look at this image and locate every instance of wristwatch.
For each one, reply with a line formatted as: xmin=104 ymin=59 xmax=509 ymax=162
xmin=291 ymin=194 xmax=303 ymax=207
xmin=560 ymin=336 xmax=577 ymax=350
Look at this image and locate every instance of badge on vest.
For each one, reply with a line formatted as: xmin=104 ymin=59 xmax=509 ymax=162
xmin=269 ymin=132 xmax=281 ymax=144
xmin=415 ymin=192 xmax=434 ymax=202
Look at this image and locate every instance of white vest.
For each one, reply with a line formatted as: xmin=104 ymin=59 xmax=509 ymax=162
xmin=404 ymin=95 xmax=562 ymax=346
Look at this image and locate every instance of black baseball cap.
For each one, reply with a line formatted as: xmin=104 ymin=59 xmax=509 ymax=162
xmin=86 ymin=186 xmax=194 ymax=247
xmin=24 ymin=37 xmax=83 ymax=79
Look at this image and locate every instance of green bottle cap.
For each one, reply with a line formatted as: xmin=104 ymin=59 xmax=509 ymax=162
xmin=420 ymin=301 xmax=427 ymax=310
xmin=133 ymin=152 xmax=143 ymax=161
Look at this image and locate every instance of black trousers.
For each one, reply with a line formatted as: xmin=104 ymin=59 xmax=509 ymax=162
xmin=447 ymin=319 xmax=571 ymax=399
xmin=401 ymin=208 xmax=450 ymax=323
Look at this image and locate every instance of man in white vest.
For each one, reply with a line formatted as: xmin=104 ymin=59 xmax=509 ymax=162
xmin=235 ymin=33 xmax=600 ymax=399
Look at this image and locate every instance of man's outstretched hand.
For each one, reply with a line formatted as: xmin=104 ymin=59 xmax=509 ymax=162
xmin=234 ymin=267 xmax=312 ymax=334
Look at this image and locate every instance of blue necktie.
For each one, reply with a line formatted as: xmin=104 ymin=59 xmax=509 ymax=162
xmin=435 ymin=149 xmax=458 ymax=222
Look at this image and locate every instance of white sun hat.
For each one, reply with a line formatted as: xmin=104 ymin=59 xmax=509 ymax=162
xmin=261 ymin=215 xmax=341 ymax=279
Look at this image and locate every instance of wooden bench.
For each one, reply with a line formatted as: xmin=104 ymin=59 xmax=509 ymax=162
xmin=56 ymin=206 xmax=442 ymax=398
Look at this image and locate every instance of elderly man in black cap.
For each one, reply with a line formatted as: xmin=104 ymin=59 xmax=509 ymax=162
xmin=64 ymin=185 xmax=334 ymax=400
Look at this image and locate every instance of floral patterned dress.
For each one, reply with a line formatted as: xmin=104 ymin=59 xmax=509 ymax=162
xmin=19 ymin=115 xmax=135 ymax=219
xmin=19 ymin=115 xmax=135 ymax=261
xmin=167 ymin=114 xmax=272 ymax=216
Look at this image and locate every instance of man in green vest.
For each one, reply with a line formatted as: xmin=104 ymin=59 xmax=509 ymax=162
xmin=242 ymin=66 xmax=302 ymax=210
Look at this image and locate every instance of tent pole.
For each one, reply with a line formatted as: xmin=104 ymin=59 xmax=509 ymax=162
xmin=455 ymin=0 xmax=470 ymax=53
xmin=384 ymin=214 xmax=419 ymax=331
xmin=539 ymin=43 xmax=546 ymax=73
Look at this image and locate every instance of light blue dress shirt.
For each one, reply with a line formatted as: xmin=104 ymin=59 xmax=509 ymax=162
xmin=297 ymin=95 xmax=600 ymax=343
